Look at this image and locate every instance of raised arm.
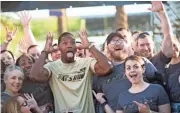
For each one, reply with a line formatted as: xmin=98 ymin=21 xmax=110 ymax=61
xmin=149 ymin=1 xmax=173 ymax=58
xmin=29 ymin=32 xmax=54 ymax=82
xmin=92 ymin=91 xmax=115 ymax=113
xmin=0 ymin=26 xmax=17 ymax=51
xmin=18 ymin=11 xmax=37 ymax=46
xmin=78 ymin=29 xmax=112 ymax=76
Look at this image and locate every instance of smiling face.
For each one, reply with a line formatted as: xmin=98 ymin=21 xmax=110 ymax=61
xmin=107 ymin=36 xmax=129 ymax=61
xmin=136 ymin=37 xmax=154 ymax=58
xmin=17 ymin=55 xmax=34 ymax=76
xmin=4 ymin=69 xmax=24 ymax=94
xmin=0 ymin=51 xmax=15 ymax=67
xmin=59 ymin=34 xmax=77 ymax=63
xmin=125 ymin=57 xmax=145 ymax=84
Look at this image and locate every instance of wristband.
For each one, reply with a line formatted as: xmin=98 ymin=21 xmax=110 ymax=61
xmin=101 ymin=101 xmax=108 ymax=107
xmin=89 ymin=44 xmax=95 ymax=49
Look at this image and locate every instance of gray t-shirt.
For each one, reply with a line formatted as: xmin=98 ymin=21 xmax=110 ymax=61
xmin=20 ymin=79 xmax=53 ymax=106
xmin=167 ymin=69 xmax=180 ymax=103
xmin=150 ymin=51 xmax=171 ymax=76
xmin=93 ymin=57 xmax=158 ymax=111
xmin=116 ymin=84 xmax=170 ymax=113
xmin=166 ymin=62 xmax=180 ymax=76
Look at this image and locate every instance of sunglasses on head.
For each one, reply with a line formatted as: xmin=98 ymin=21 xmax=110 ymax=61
xmin=137 ymin=32 xmax=150 ymax=39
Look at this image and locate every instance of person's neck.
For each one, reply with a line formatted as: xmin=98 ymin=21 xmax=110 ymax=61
xmin=170 ymin=57 xmax=180 ymax=65
xmin=4 ymin=89 xmax=18 ymax=96
xmin=61 ymin=58 xmax=75 ymax=64
xmin=130 ymin=81 xmax=149 ymax=93
xmin=112 ymin=59 xmax=125 ymax=66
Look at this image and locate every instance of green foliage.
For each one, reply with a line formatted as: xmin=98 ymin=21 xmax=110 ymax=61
xmin=30 ymin=17 xmax=58 ymax=40
xmin=67 ymin=17 xmax=81 ymax=32
xmin=0 ymin=13 xmax=83 ymax=56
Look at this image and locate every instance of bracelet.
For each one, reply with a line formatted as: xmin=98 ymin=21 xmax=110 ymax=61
xmin=89 ymin=44 xmax=95 ymax=49
xmin=41 ymin=50 xmax=48 ymax=56
xmin=101 ymin=101 xmax=108 ymax=107
xmin=4 ymin=40 xmax=9 ymax=44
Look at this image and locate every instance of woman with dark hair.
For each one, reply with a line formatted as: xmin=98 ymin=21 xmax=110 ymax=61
xmin=16 ymin=54 xmax=54 ymax=113
xmin=2 ymin=93 xmax=43 ymax=113
xmin=94 ymin=55 xmax=171 ymax=113
xmin=0 ymin=50 xmax=15 ymax=68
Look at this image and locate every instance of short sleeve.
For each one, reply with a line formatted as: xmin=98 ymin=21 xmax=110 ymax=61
xmin=157 ymin=85 xmax=170 ymax=105
xmin=143 ymin=57 xmax=158 ymax=79
xmin=43 ymin=63 xmax=52 ymax=77
xmin=158 ymin=51 xmax=171 ymax=64
xmin=90 ymin=58 xmax=97 ymax=74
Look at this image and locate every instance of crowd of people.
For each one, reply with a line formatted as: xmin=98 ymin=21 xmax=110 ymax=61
xmin=0 ymin=1 xmax=180 ymax=113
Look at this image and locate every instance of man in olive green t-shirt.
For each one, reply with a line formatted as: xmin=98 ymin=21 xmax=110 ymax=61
xmin=29 ymin=30 xmax=112 ymax=113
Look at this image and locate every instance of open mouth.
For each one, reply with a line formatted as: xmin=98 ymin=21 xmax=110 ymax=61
xmin=5 ymin=63 xmax=11 ymax=67
xmin=114 ymin=48 xmax=123 ymax=51
xmin=130 ymin=74 xmax=137 ymax=78
xmin=25 ymin=68 xmax=31 ymax=73
xmin=13 ymin=85 xmax=20 ymax=90
xmin=67 ymin=51 xmax=74 ymax=58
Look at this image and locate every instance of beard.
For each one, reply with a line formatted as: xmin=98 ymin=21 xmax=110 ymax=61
xmin=110 ymin=50 xmax=128 ymax=61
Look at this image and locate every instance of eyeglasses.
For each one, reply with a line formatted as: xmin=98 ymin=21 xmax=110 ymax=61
xmin=109 ymin=39 xmax=124 ymax=45
xmin=21 ymin=101 xmax=28 ymax=107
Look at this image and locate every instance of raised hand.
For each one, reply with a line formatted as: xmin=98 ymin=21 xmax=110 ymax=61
xmin=92 ymin=90 xmax=106 ymax=104
xmin=24 ymin=93 xmax=38 ymax=109
xmin=43 ymin=32 xmax=57 ymax=54
xmin=5 ymin=26 xmax=17 ymax=43
xmin=148 ymin=1 xmax=164 ymax=12
xmin=133 ymin=101 xmax=151 ymax=113
xmin=18 ymin=37 xmax=29 ymax=54
xmin=18 ymin=10 xmax=32 ymax=27
xmin=78 ymin=29 xmax=90 ymax=49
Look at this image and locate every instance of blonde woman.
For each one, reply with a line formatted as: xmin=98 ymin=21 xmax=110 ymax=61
xmin=2 ymin=93 xmax=42 ymax=113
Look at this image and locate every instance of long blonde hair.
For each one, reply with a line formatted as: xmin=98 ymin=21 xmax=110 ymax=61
xmin=2 ymin=95 xmax=22 ymax=113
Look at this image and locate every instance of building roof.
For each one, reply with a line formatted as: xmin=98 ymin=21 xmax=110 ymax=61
xmin=1 ymin=1 xmax=151 ymax=12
